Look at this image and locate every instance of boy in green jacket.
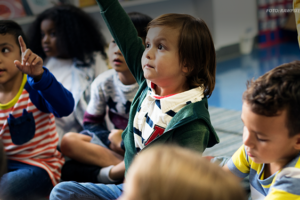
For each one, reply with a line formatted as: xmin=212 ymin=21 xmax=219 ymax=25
xmin=50 ymin=0 xmax=219 ymax=199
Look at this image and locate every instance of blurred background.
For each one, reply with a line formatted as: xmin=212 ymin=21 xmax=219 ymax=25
xmin=2 ymin=0 xmax=300 ymax=111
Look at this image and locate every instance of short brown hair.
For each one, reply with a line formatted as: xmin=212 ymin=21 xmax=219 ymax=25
xmin=147 ymin=14 xmax=216 ymax=97
xmin=243 ymin=61 xmax=300 ymax=136
xmin=125 ymin=145 xmax=246 ymax=200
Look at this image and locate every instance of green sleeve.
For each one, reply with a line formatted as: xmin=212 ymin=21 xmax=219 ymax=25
xmin=96 ymin=0 xmax=145 ymax=84
xmin=170 ymin=120 xmax=210 ymax=153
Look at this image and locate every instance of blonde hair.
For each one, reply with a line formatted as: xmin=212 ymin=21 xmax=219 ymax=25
xmin=124 ymin=145 xmax=246 ymax=200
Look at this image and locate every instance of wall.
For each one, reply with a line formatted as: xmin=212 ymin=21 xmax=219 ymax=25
xmin=20 ymin=0 xmax=258 ymax=50
xmin=212 ymin=0 xmax=258 ymax=50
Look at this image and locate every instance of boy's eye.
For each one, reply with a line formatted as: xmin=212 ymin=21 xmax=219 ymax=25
xmin=50 ymin=31 xmax=56 ymax=37
xmin=158 ymin=44 xmax=163 ymax=50
xmin=112 ymin=40 xmax=116 ymax=44
xmin=2 ymin=48 xmax=9 ymax=53
xmin=257 ymin=137 xmax=268 ymax=142
xmin=146 ymin=43 xmax=150 ymax=48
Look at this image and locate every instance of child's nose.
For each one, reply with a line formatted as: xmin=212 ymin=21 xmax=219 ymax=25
xmin=243 ymin=126 xmax=255 ymax=148
xmin=42 ymin=34 xmax=50 ymax=43
xmin=145 ymin=47 xmax=154 ymax=60
xmin=114 ymin=46 xmax=122 ymax=55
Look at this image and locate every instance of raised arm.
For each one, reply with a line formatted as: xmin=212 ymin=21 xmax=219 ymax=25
xmin=96 ymin=0 xmax=145 ymax=84
xmin=14 ymin=36 xmax=74 ymax=117
xmin=294 ymin=0 xmax=300 ymax=47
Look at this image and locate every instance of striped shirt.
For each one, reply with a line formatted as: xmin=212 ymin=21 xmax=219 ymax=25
xmin=133 ymin=81 xmax=204 ymax=152
xmin=228 ymin=145 xmax=300 ymax=200
xmin=0 ymin=71 xmax=74 ymax=186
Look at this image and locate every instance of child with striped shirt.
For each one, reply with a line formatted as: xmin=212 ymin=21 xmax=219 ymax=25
xmin=224 ymin=62 xmax=300 ymax=200
xmin=0 ymin=20 xmax=74 ymax=200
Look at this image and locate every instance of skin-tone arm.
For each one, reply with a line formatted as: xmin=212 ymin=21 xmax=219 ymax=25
xmin=108 ymin=129 xmax=124 ymax=155
xmin=60 ymin=133 xmax=123 ymax=167
xmin=223 ymin=164 xmax=244 ymax=181
xmin=109 ymin=160 xmax=125 ymax=180
xmin=14 ymin=36 xmax=44 ymax=81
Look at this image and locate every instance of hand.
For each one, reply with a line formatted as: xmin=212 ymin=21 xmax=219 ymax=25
xmin=108 ymin=129 xmax=123 ymax=147
xmin=14 ymin=36 xmax=44 ymax=81
xmin=108 ymin=129 xmax=124 ymax=155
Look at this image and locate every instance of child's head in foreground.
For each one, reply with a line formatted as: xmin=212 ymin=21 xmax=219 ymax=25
xmin=242 ymin=61 xmax=300 ymax=166
xmin=108 ymin=12 xmax=152 ymax=74
xmin=119 ymin=145 xmax=246 ymax=200
xmin=0 ymin=20 xmax=27 ymax=84
xmin=142 ymin=14 xmax=216 ymax=97
xmin=28 ymin=4 xmax=107 ymax=64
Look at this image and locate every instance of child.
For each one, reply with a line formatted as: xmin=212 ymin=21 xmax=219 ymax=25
xmin=27 ymin=4 xmax=108 ymax=144
xmin=0 ymin=21 xmax=74 ymax=199
xmin=59 ymin=12 xmax=152 ymax=183
xmin=224 ymin=61 xmax=300 ymax=199
xmin=120 ymin=144 xmax=246 ymax=200
xmin=50 ymin=0 xmax=219 ymax=198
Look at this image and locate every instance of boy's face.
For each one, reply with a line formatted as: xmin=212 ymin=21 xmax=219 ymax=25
xmin=242 ymin=102 xmax=300 ymax=167
xmin=142 ymin=26 xmax=187 ymax=87
xmin=0 ymin=34 xmax=23 ymax=85
xmin=41 ymin=19 xmax=58 ymax=58
xmin=108 ymin=38 xmax=130 ymax=73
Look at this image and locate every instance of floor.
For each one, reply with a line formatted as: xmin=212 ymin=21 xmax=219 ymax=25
xmin=208 ymin=41 xmax=300 ymax=111
xmin=204 ymin=41 xmax=300 ymax=157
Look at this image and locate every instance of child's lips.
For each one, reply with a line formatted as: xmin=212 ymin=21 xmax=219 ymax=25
xmin=145 ymin=64 xmax=154 ymax=68
xmin=0 ymin=69 xmax=6 ymax=74
xmin=43 ymin=47 xmax=51 ymax=52
xmin=247 ymin=151 xmax=255 ymax=158
xmin=113 ymin=59 xmax=123 ymax=65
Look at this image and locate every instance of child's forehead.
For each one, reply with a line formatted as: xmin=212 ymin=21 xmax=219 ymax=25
xmin=0 ymin=33 xmax=19 ymax=47
xmin=242 ymin=102 xmax=289 ymax=134
xmin=146 ymin=26 xmax=180 ymax=40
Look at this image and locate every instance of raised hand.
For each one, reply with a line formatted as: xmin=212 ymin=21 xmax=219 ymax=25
xmin=14 ymin=36 xmax=44 ymax=80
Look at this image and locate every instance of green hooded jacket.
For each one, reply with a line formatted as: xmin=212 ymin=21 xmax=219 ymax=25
xmin=96 ymin=0 xmax=219 ymax=173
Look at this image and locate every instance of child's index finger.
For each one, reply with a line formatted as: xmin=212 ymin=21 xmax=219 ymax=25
xmin=18 ymin=36 xmax=26 ymax=53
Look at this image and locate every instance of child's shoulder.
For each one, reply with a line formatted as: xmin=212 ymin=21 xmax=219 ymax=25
xmin=92 ymin=69 xmax=115 ymax=87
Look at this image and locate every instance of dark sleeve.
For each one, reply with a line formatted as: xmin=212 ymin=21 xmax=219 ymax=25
xmin=25 ymin=67 xmax=75 ymax=118
xmin=171 ymin=120 xmax=210 ymax=153
xmin=96 ymin=0 xmax=145 ymax=84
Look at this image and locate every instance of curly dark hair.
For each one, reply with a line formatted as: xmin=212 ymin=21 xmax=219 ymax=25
xmin=147 ymin=14 xmax=216 ymax=97
xmin=127 ymin=12 xmax=152 ymax=43
xmin=27 ymin=4 xmax=107 ymax=64
xmin=243 ymin=61 xmax=300 ymax=137
xmin=0 ymin=20 xmax=28 ymax=53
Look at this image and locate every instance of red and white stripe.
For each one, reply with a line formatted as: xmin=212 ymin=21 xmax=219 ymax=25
xmin=0 ymin=90 xmax=64 ymax=185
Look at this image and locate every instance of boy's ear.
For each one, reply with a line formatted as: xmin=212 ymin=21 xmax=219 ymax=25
xmin=182 ymin=65 xmax=189 ymax=73
xmin=293 ymin=134 xmax=300 ymax=150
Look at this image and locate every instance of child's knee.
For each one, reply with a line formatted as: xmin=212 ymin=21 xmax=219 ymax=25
xmin=60 ymin=132 xmax=78 ymax=155
xmin=50 ymin=181 xmax=77 ymax=200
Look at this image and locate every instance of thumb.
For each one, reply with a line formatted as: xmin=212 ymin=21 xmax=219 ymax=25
xmin=14 ymin=60 xmax=22 ymax=70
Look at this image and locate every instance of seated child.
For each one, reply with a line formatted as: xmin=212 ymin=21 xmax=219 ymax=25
xmin=224 ymin=61 xmax=300 ymax=199
xmin=27 ymin=4 xmax=108 ymax=144
xmin=59 ymin=12 xmax=152 ymax=183
xmin=0 ymin=20 xmax=74 ymax=200
xmin=120 ymin=144 xmax=246 ymax=200
xmin=50 ymin=0 xmax=219 ymax=199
